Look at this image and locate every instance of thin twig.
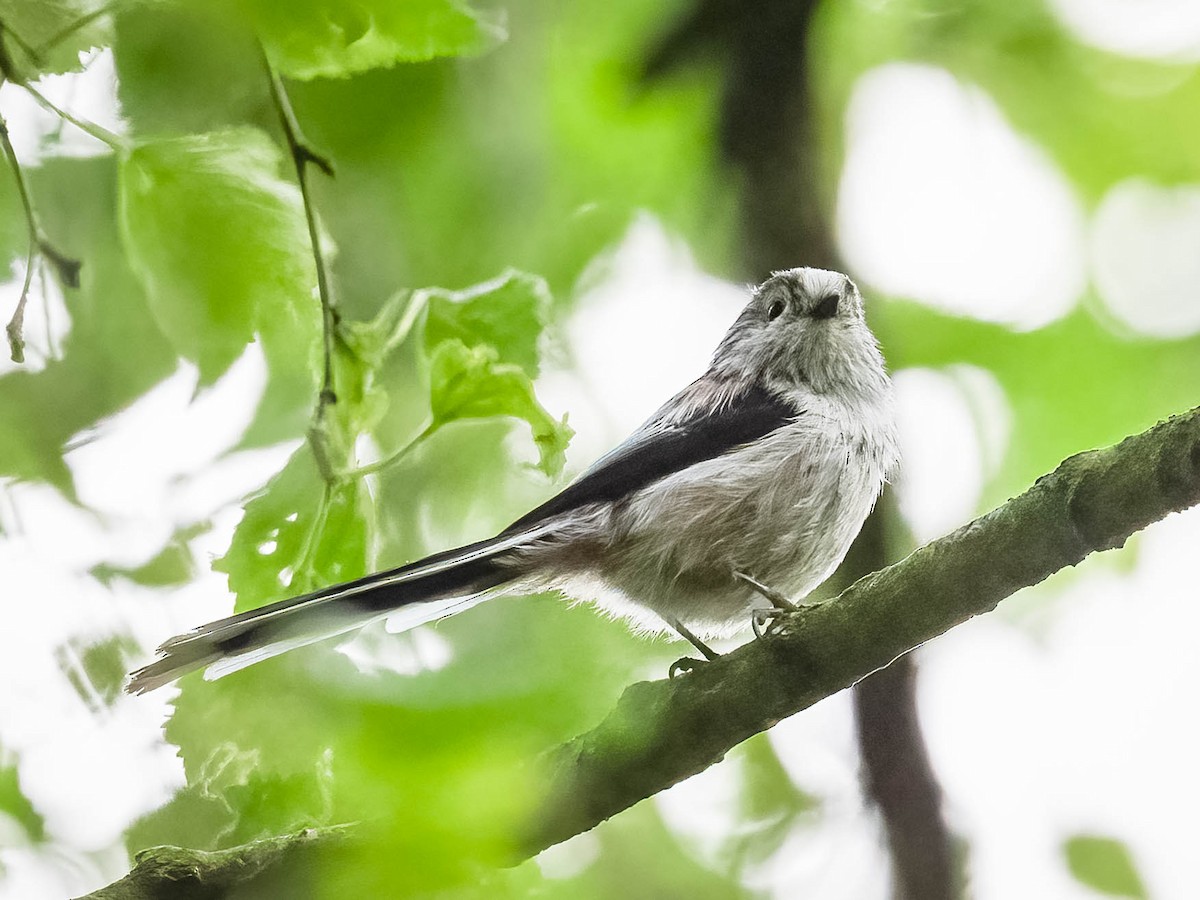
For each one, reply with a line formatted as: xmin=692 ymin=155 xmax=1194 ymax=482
xmin=260 ymin=41 xmax=340 ymax=481
xmin=0 ymin=114 xmax=79 ymax=362
xmin=36 ymin=263 xmax=56 ymax=359
xmin=0 ymin=117 xmax=37 ymax=362
xmin=0 ymin=13 xmax=123 ymax=154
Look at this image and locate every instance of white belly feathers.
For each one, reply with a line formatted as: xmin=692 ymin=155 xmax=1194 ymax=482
xmin=534 ymin=391 xmax=897 ymax=639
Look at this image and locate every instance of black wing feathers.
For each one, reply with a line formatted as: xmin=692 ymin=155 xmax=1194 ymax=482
xmin=503 ymin=381 xmax=795 ymax=533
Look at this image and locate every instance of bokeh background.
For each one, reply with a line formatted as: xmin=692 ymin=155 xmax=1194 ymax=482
xmin=2 ymin=0 xmax=1200 ymax=897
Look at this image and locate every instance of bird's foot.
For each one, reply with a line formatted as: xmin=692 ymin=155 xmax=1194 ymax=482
xmin=663 ymin=617 xmax=720 ymax=679
xmin=669 ymin=656 xmax=709 ymax=679
xmin=735 ymin=571 xmax=797 ymax=640
xmin=751 ymin=606 xmax=791 ymax=640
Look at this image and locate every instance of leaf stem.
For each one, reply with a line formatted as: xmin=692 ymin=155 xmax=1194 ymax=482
xmin=260 ymin=42 xmax=340 ymax=480
xmin=0 ymin=114 xmax=80 ymax=362
xmin=18 ymin=81 xmax=124 ymax=150
xmin=0 ymin=116 xmax=37 ymax=363
xmin=340 ymin=421 xmax=439 ymax=482
xmin=294 ymin=482 xmax=333 ymax=592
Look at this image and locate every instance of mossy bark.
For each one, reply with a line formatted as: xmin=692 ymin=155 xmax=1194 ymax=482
xmin=521 ymin=406 xmax=1200 ymax=856
xmin=88 ymin=408 xmax=1200 ymax=894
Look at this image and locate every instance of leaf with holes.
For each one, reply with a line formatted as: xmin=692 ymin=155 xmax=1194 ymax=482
xmin=422 ymin=270 xmax=551 ymax=376
xmin=213 ymin=447 xmax=369 ymax=613
xmin=427 ymin=339 xmax=572 ymax=478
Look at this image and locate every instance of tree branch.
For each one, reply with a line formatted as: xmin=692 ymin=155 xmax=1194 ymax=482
xmin=92 ymin=406 xmax=1200 ymax=896
xmin=519 ymin=404 xmax=1200 ymax=856
xmin=77 ymin=826 xmax=349 ymax=900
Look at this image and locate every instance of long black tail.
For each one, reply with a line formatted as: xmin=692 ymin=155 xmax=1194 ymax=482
xmin=126 ymin=525 xmax=550 ymax=694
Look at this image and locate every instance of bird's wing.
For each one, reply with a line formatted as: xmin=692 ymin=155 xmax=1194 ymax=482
xmin=126 ymin=380 xmax=795 ymax=693
xmin=503 ymin=379 xmax=796 ymax=533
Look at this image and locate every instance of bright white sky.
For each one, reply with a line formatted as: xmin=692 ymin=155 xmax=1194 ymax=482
xmin=1048 ymin=0 xmax=1200 ymax=60
xmin=3 ymin=21 xmax=1200 ymax=900
xmin=837 ymin=62 xmax=1087 ymax=331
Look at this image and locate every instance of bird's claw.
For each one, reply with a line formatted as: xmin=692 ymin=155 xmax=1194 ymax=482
xmin=669 ymin=656 xmax=707 ymax=679
xmin=751 ymin=607 xmax=789 ymax=640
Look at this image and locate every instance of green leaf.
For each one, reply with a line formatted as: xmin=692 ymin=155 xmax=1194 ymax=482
xmin=1064 ymin=835 xmax=1148 ymax=899
xmin=148 ymin=447 xmax=370 ymax=842
xmin=91 ymin=544 xmax=193 ymax=588
xmin=118 ymin=128 xmax=320 ymax=385
xmin=113 ymin=4 xmax=266 ymax=139
xmin=214 ymin=446 xmax=370 ymax=611
xmin=58 ymin=634 xmax=142 ymax=708
xmin=427 ymin=339 xmax=572 ymax=478
xmin=340 ymin=289 xmax=422 ymax=369
xmin=0 ymin=155 xmax=177 ymax=493
xmin=223 ymin=766 xmax=332 ymax=845
xmin=124 ymin=783 xmax=233 ymax=854
xmin=0 ymin=0 xmax=114 ymax=78
xmin=230 ymin=0 xmax=507 ymax=81
xmin=422 ymin=270 xmax=551 ymax=376
xmin=537 ymin=802 xmax=752 ymax=900
xmin=344 ymin=269 xmax=551 ymax=372
xmin=91 ymin=523 xmax=208 ymax=588
xmin=726 ymin=734 xmax=819 ymax=871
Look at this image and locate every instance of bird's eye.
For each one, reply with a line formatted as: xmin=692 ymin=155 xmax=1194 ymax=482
xmin=766 ymin=299 xmax=786 ymax=321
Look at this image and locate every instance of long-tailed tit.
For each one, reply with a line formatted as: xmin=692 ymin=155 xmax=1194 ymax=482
xmin=128 ymin=267 xmax=899 ymax=693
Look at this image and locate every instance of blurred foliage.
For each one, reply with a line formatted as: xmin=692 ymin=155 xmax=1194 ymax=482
xmin=0 ymin=0 xmax=1197 ymax=896
xmin=0 ymin=0 xmax=112 ymax=77
xmin=810 ymin=0 xmax=1200 ymax=510
xmin=58 ymin=633 xmax=142 ymax=709
xmin=90 ymin=523 xmax=207 ymax=588
xmin=725 ymin=734 xmax=819 ymax=877
xmin=816 ymin=0 xmax=1200 ymax=203
xmin=1064 ymin=834 xmax=1149 ymax=899
xmin=0 ymin=748 xmax=44 ymax=845
xmin=876 ymin=303 xmax=1200 ymax=508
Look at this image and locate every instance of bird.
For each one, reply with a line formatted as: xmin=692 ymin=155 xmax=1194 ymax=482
xmin=127 ymin=267 xmax=899 ymax=694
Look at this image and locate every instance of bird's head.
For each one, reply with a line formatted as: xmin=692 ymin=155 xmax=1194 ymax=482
xmin=711 ymin=268 xmax=888 ymax=399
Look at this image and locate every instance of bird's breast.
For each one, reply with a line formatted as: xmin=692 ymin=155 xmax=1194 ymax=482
xmin=541 ymin=394 xmax=897 ymax=637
